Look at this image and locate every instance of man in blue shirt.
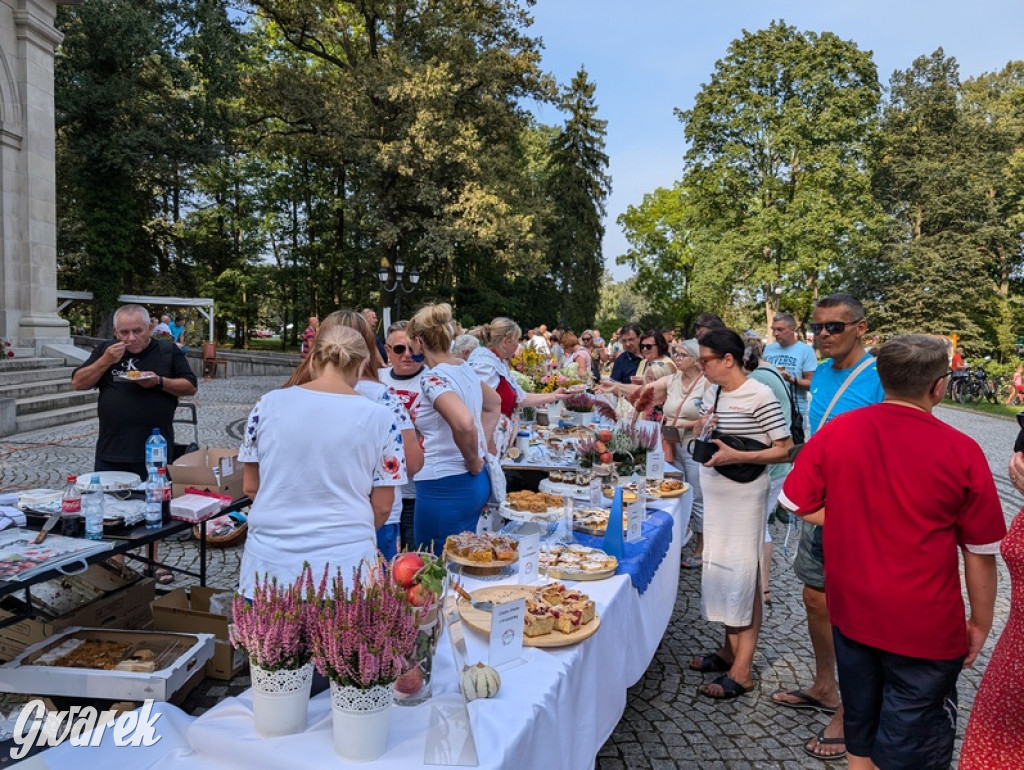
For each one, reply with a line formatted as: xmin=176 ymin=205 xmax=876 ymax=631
xmin=608 ymin=322 xmax=643 ymax=383
xmin=771 ymin=294 xmax=884 ymax=762
xmin=764 ymin=312 xmax=817 ymax=429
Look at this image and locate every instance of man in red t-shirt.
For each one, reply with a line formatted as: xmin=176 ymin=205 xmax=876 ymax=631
xmin=780 ymin=334 xmax=1006 ymax=770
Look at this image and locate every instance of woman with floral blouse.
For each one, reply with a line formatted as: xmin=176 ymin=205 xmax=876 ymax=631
xmin=237 ymin=323 xmax=406 ymax=598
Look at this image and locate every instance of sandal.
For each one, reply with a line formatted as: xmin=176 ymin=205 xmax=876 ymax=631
xmin=763 ymin=589 xmax=772 ymax=606
xmin=688 ymin=652 xmax=732 ymax=673
xmin=698 ymin=674 xmax=754 ymax=700
xmin=770 ymin=689 xmax=838 ymax=714
xmin=154 ymin=567 xmax=175 ymax=585
xmin=803 ymin=728 xmax=847 ymax=761
xmin=681 ymin=555 xmax=703 ymax=569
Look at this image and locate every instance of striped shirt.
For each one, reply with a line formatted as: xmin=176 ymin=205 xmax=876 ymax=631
xmin=700 ymin=378 xmax=789 ymax=446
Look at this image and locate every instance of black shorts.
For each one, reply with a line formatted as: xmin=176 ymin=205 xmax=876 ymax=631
xmin=833 ymin=627 xmax=964 ymax=769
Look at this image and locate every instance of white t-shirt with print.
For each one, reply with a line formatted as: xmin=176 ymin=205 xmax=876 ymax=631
xmin=415 ymin=363 xmax=485 ymax=481
xmin=237 ymin=387 xmax=406 ymax=597
xmin=379 ymin=365 xmax=426 ymax=500
xmin=355 ymin=379 xmax=413 ymax=526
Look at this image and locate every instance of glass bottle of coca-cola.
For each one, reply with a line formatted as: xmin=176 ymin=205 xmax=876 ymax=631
xmin=60 ymin=475 xmax=83 ymax=537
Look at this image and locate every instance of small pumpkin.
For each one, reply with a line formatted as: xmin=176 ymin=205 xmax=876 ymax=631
xmin=459 ymin=662 xmax=501 ymax=701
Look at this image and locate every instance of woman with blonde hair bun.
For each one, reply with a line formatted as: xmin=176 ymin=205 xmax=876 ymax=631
xmin=468 ymin=316 xmax=567 ymax=420
xmin=408 ymin=303 xmax=501 ymax=550
xmin=236 ymin=323 xmax=406 ymax=598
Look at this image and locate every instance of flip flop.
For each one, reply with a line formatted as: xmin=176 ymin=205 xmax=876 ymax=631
xmin=681 ymin=556 xmax=703 ymax=569
xmin=698 ymin=674 xmax=754 ymax=700
xmin=154 ymin=567 xmax=175 ymax=585
xmin=803 ymin=728 xmax=847 ymax=761
xmin=771 ymin=689 xmax=838 ymax=714
xmin=689 ymin=652 xmax=732 ymax=673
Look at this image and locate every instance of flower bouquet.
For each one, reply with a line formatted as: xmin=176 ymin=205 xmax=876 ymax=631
xmin=577 ymin=422 xmax=659 ymax=477
xmin=308 ymin=560 xmax=418 ymax=762
xmin=390 ymin=551 xmax=447 ymax=706
xmin=230 ymin=567 xmax=321 ymax=737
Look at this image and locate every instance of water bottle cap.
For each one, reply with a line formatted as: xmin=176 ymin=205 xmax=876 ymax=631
xmin=66 ymin=475 xmax=76 ymax=483
xmin=91 ymin=474 xmax=100 ymax=482
xmin=157 ymin=468 xmax=167 ymax=475
xmin=151 ymin=428 xmax=161 ymax=435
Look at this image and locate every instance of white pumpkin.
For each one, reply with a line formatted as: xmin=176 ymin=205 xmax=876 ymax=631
xmin=460 ymin=662 xmax=501 ymax=701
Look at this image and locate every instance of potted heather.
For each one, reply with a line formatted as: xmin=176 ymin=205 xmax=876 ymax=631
xmin=308 ymin=560 xmax=418 ymax=762
xmin=564 ymin=391 xmax=595 ymax=426
xmin=230 ymin=566 xmax=320 ymax=737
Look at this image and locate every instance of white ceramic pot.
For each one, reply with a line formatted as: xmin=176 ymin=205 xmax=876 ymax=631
xmin=572 ymin=409 xmax=594 ymax=427
xmin=250 ymin=661 xmax=313 ymax=737
xmin=330 ymin=681 xmax=393 ymax=762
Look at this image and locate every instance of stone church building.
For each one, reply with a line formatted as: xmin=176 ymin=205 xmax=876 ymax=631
xmin=0 ymin=0 xmax=71 ymax=350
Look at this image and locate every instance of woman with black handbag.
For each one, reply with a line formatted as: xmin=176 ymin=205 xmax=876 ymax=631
xmin=688 ymin=328 xmax=793 ymax=701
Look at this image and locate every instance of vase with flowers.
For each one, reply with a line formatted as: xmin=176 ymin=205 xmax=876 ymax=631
xmin=577 ymin=422 xmax=659 ymax=477
xmin=391 ymin=551 xmax=447 ymax=706
xmin=309 ymin=560 xmax=418 ymax=762
xmin=564 ymin=392 xmax=596 ymax=426
xmin=230 ymin=567 xmax=320 ymax=737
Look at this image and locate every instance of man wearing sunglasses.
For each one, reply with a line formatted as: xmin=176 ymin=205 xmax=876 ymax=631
xmin=771 ymin=293 xmax=884 ymax=761
xmin=379 ymin=320 xmax=426 ymax=550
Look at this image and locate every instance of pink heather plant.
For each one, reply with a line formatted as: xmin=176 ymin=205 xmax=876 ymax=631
xmin=230 ymin=565 xmax=324 ymax=671
xmin=309 ymin=561 xmax=418 ymax=689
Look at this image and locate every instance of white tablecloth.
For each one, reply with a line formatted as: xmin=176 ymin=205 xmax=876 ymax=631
xmin=41 ymin=493 xmax=690 ymax=770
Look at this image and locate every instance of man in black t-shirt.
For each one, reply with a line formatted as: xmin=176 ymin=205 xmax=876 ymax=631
xmin=608 ymin=323 xmax=643 ymax=383
xmin=72 ymin=304 xmax=198 ymax=478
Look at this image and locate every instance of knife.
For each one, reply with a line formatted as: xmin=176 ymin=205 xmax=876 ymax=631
xmin=34 ymin=512 xmax=62 ymax=544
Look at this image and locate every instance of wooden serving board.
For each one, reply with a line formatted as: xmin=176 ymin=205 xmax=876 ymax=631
xmin=651 ymin=483 xmax=688 ymax=498
xmin=443 ymin=547 xmax=518 ymax=570
xmin=457 ymin=586 xmax=601 ymax=648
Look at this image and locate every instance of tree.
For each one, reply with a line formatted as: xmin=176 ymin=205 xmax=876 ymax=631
xmin=677 ymin=21 xmax=883 ymax=328
xmin=542 ymin=66 xmax=611 ymax=331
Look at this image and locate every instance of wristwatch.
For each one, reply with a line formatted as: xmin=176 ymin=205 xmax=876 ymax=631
xmin=156 ymin=376 xmax=164 ymax=389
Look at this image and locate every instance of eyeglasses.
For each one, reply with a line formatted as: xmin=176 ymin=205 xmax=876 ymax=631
xmin=810 ymin=318 xmax=864 ymax=335
xmin=696 ymin=355 xmax=722 ymax=367
xmin=932 ymin=369 xmax=954 ymax=388
xmin=387 ymin=344 xmax=409 ymax=355
xmin=639 ymin=343 xmax=656 ymax=351
xmin=671 ymin=350 xmax=689 ymax=359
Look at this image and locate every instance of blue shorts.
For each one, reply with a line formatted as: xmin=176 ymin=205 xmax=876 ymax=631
xmin=376 ymin=523 xmax=399 ymax=561
xmin=833 ymin=627 xmax=963 ymax=769
xmin=414 ymin=471 xmax=490 ymax=554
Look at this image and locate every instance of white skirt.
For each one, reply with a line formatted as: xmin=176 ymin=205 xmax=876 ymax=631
xmin=700 ymin=467 xmax=770 ymax=626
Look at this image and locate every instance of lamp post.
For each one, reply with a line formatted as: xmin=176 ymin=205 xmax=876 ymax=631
xmin=377 ymin=257 xmax=420 ymax=323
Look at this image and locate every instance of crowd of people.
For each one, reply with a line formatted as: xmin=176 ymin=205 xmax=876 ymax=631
xmin=75 ymin=297 xmax=1022 ymax=769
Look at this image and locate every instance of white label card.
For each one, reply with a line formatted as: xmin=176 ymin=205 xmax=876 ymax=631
xmin=626 ymin=500 xmax=644 ymax=543
xmin=646 ymin=448 xmax=665 ymax=480
xmin=488 ymin=597 xmax=525 ymax=667
xmin=589 ymin=478 xmax=602 ymax=506
xmin=518 ymin=533 xmax=540 ymax=584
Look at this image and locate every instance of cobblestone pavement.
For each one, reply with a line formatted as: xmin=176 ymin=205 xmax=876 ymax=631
xmin=0 ymin=378 xmax=1018 ymax=768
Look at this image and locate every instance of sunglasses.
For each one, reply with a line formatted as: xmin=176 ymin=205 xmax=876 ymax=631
xmin=639 ymin=343 xmax=656 ymax=351
xmin=387 ymin=343 xmax=410 ymax=355
xmin=697 ymin=355 xmax=722 ymax=366
xmin=581 ymin=337 xmax=592 ymax=342
xmin=810 ymin=318 xmax=863 ymax=335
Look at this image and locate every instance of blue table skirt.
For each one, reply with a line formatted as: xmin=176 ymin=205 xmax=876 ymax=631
xmin=574 ymin=509 xmax=674 ymax=595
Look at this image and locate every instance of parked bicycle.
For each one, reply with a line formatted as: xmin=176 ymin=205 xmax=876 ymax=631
xmin=952 ymin=362 xmax=997 ymax=404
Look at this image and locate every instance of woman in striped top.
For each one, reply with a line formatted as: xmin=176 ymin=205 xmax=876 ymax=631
xmin=689 ymin=328 xmax=792 ymax=701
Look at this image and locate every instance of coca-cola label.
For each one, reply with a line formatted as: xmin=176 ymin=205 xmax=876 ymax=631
xmin=62 ymin=498 xmax=82 ymax=514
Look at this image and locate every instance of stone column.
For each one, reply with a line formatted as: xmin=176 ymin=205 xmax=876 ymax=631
xmin=0 ymin=0 xmax=69 ymax=349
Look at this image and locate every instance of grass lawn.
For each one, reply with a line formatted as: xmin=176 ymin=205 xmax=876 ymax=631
xmin=941 ymin=398 xmax=1023 ymax=420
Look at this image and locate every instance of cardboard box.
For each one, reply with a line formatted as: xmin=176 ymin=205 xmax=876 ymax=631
xmin=168 ymin=448 xmax=243 ymax=500
xmin=152 ymin=587 xmax=246 ymax=680
xmin=0 ymin=570 xmax=156 ymax=662
xmin=0 ymin=627 xmax=215 ymax=701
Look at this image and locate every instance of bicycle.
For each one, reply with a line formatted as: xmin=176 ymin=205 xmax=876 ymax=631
xmin=954 ymin=364 xmax=996 ymax=404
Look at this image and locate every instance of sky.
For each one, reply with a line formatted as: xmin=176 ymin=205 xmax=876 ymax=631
xmin=523 ymin=0 xmax=1024 ymax=281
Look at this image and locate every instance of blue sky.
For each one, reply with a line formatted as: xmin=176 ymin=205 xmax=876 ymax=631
xmin=523 ymin=0 xmax=1024 ymax=280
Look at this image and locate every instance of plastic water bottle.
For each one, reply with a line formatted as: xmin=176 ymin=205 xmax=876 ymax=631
xmin=145 ymin=472 xmax=164 ymax=530
xmin=60 ymin=475 xmax=83 ymax=537
xmin=145 ymin=428 xmax=168 ymax=478
xmin=83 ymin=474 xmax=104 ymax=540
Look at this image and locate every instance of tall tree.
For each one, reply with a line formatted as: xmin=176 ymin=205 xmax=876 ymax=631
xmin=542 ymin=66 xmax=611 ymax=331
xmin=677 ymin=21 xmax=883 ymax=326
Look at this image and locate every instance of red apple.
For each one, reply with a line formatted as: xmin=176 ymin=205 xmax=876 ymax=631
xmin=395 ymin=666 xmax=424 ymax=695
xmin=594 ymin=441 xmax=607 ymax=453
xmin=393 ymin=553 xmax=425 ymax=588
xmin=408 ymin=583 xmax=435 ymax=607
xmin=598 ymin=429 xmax=613 ymax=443
xmin=599 ymin=452 xmax=614 ymax=464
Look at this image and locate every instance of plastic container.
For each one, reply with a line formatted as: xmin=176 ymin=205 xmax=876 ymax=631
xmin=60 ymin=475 xmax=83 ymax=538
xmin=83 ymin=475 xmax=104 ymax=541
xmin=145 ymin=428 xmax=168 ymax=478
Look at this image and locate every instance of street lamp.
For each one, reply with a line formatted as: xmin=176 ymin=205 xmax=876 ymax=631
xmin=377 ymin=257 xmax=420 ymax=322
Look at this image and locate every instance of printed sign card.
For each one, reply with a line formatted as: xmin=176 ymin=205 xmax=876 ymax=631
xmin=488 ymin=597 xmax=525 ymax=668
xmin=518 ymin=532 xmax=540 ymax=585
xmin=626 ymin=499 xmax=644 ymax=543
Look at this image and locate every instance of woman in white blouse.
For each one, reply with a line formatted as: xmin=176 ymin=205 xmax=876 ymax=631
xmin=408 ymin=303 xmax=501 ymax=551
xmin=238 ymin=324 xmax=406 ymax=598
